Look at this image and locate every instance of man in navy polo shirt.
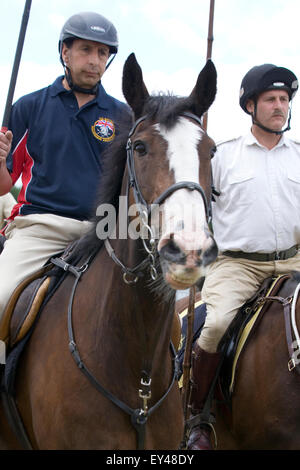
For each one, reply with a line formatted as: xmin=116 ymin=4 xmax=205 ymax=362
xmin=0 ymin=12 xmax=132 ymax=323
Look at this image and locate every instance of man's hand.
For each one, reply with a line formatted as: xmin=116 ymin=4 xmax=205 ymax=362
xmin=0 ymin=130 xmax=13 ymax=166
xmin=0 ymin=130 xmax=13 ymax=195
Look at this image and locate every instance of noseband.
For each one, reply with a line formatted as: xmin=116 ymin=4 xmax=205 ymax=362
xmin=104 ymin=111 xmax=212 ymax=284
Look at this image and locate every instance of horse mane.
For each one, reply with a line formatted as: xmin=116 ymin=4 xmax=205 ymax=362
xmin=69 ymin=93 xmax=191 ymax=262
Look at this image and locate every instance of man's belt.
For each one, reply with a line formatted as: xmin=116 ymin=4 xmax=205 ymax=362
xmin=222 ymin=245 xmax=299 ymax=262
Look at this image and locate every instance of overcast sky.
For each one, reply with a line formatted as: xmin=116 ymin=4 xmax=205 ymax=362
xmin=1 ymin=0 xmax=300 ymax=143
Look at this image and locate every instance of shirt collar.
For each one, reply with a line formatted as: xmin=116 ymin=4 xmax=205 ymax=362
xmin=244 ymin=129 xmax=291 ymax=149
xmin=50 ymin=76 xmax=110 ymax=110
xmin=50 ymin=76 xmax=68 ymax=97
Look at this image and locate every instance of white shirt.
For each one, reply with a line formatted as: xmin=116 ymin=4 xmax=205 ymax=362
xmin=211 ymin=131 xmax=300 ymax=253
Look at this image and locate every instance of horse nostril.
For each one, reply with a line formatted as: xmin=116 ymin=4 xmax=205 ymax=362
xmin=159 ymin=238 xmax=186 ymax=264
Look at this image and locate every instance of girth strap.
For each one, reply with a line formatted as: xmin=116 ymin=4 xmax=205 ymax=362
xmin=264 ymin=294 xmax=299 ymax=373
xmin=251 ymin=284 xmax=300 ymax=374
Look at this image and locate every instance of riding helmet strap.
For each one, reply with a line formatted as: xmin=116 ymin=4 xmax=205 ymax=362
xmin=64 ymin=67 xmax=99 ymax=95
xmin=251 ymin=101 xmax=292 ymax=135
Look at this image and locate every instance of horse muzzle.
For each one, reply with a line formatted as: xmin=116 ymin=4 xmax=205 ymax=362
xmin=157 ymin=230 xmax=218 ymax=290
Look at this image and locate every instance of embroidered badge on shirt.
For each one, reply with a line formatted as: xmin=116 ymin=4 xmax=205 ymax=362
xmin=91 ymin=117 xmax=115 ymax=142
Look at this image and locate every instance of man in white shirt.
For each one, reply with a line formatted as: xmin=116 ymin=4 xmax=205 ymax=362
xmin=188 ymin=64 xmax=300 ymax=450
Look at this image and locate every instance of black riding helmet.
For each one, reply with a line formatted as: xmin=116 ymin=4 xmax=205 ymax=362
xmin=59 ymin=12 xmax=119 ymax=95
xmin=239 ymin=64 xmax=298 ymax=135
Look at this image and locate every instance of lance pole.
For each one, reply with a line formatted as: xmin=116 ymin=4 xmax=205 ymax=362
xmin=203 ymin=0 xmax=215 ymax=131
xmin=1 ymin=0 xmax=32 ymax=133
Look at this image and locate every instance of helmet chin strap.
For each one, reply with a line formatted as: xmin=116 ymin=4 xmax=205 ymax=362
xmin=64 ymin=67 xmax=98 ymax=95
xmin=63 ymin=53 xmax=116 ymax=96
xmin=251 ymin=102 xmax=292 ymax=135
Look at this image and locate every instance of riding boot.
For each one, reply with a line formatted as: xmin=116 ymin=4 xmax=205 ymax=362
xmin=187 ymin=343 xmax=221 ymax=450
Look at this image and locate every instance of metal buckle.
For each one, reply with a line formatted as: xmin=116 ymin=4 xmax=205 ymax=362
xmin=139 ymin=377 xmax=152 ymax=414
xmin=79 ymin=263 xmax=89 ymax=273
xmin=288 ymin=358 xmax=296 ymax=371
xmin=123 ymin=272 xmax=139 ymax=285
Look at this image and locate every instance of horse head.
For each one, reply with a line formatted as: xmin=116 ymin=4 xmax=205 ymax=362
xmin=122 ymin=53 xmax=218 ymax=290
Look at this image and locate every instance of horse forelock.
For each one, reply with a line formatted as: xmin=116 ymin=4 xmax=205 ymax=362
xmin=143 ymin=94 xmax=192 ymax=129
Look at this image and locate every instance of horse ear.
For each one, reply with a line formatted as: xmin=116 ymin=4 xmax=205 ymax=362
xmin=122 ymin=53 xmax=150 ymax=119
xmin=187 ymin=59 xmax=217 ymax=118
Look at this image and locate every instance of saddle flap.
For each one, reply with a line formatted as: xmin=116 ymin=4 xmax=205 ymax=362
xmin=0 ymin=264 xmax=52 ymax=347
xmin=10 ymin=276 xmax=51 ymax=348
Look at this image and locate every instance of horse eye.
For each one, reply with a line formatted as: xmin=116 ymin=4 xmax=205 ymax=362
xmin=133 ymin=141 xmax=147 ymax=156
xmin=210 ymin=146 xmax=217 ymax=158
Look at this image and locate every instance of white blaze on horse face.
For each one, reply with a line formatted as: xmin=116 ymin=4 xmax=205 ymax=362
xmin=155 ymin=118 xmax=208 ymax=252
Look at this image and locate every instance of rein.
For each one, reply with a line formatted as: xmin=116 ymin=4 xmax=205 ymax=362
xmin=51 ymin=251 xmax=180 ymax=450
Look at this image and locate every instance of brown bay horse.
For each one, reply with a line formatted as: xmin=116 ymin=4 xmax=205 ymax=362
xmin=0 ymin=53 xmax=217 ymax=450
xmin=214 ymin=272 xmax=300 ymax=450
xmin=176 ymin=272 xmax=300 ymax=450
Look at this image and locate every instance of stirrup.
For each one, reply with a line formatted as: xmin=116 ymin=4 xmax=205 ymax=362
xmin=185 ymin=411 xmax=218 ymax=449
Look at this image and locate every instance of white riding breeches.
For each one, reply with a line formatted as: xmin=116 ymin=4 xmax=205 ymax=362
xmin=0 ymin=214 xmax=92 ymax=322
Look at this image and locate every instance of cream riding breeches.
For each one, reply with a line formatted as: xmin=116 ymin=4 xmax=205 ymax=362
xmin=198 ymin=252 xmax=300 ymax=353
xmin=0 ymin=214 xmax=92 ymax=322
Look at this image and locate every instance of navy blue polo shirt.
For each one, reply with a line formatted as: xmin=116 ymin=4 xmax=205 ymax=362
xmin=6 ymin=76 xmax=132 ymax=221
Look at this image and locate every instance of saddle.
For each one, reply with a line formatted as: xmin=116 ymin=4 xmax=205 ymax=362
xmin=0 ymin=240 xmax=98 ymax=450
xmin=0 ymin=241 xmax=80 ymax=350
xmin=177 ymin=274 xmax=292 ymax=399
xmin=218 ymin=273 xmax=291 ymax=400
xmin=0 ymin=266 xmax=53 ymax=349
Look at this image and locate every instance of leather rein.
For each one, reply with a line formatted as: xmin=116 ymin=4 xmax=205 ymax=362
xmin=51 ymin=252 xmax=180 ymax=450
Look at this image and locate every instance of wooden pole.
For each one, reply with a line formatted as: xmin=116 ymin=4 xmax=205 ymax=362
xmin=203 ymin=0 xmax=215 ymax=131
xmin=181 ymin=285 xmax=196 ymax=420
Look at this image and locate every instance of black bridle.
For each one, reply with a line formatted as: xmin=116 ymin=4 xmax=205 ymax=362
xmin=126 ymin=111 xmax=212 ymax=220
xmin=104 ymin=111 xmax=213 ymax=284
